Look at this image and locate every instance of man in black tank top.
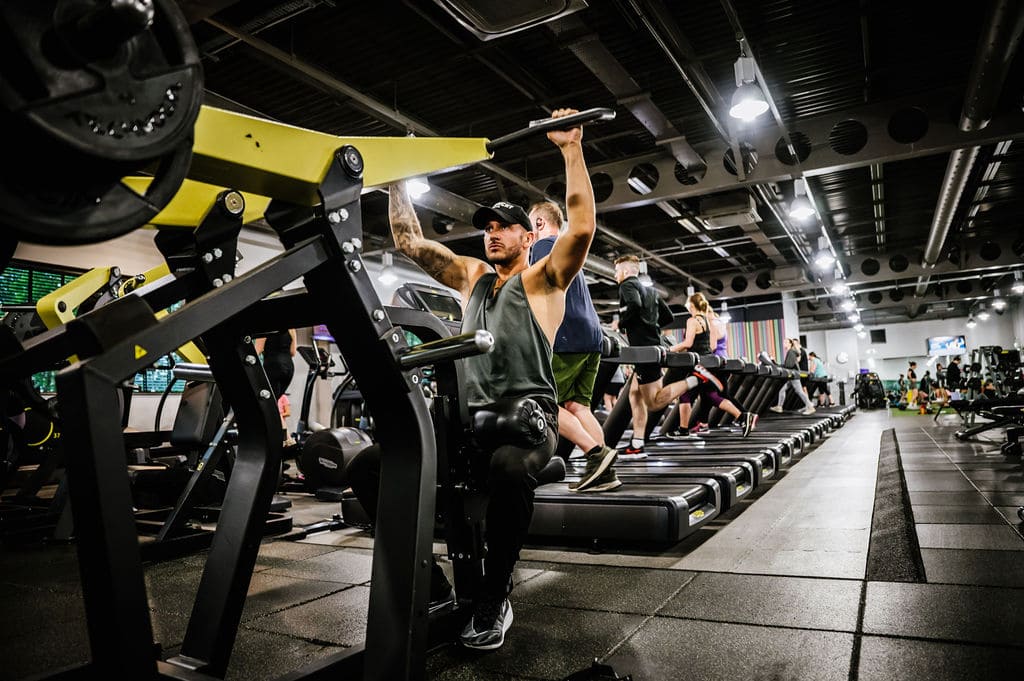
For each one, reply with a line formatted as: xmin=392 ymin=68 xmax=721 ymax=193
xmin=345 ymin=108 xmax=602 ymax=651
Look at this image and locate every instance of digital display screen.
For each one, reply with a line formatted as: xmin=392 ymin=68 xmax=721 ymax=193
xmin=927 ymin=335 xmax=966 ymax=356
xmin=313 ymin=324 xmax=335 ymax=343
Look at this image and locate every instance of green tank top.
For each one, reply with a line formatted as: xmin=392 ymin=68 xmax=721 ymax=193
xmin=461 ymin=272 xmax=556 ymax=409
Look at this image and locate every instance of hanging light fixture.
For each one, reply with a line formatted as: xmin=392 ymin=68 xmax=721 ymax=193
xmin=1012 ymin=271 xmax=1024 ymax=294
xmin=686 ymin=284 xmax=696 ymax=298
xmin=378 ymin=251 xmax=398 ymax=285
xmin=813 ymin=234 xmax=836 ymax=271
xmin=977 ymin=305 xmax=991 ymax=321
xmin=966 ymin=317 xmax=977 ymax=328
xmin=788 ymin=179 xmax=815 ymax=221
xmin=854 ymin=323 xmax=865 ymax=332
xmin=832 ymin=281 xmax=849 ymax=296
xmin=847 ymin=312 xmax=860 ymax=323
xmin=841 ymin=300 xmax=855 ymax=312
xmin=638 ymin=260 xmax=654 ymax=287
xmin=719 ymin=301 xmax=732 ymax=323
xmin=728 ymin=55 xmax=769 ymax=122
xmin=992 ymin=289 xmax=1007 ymax=311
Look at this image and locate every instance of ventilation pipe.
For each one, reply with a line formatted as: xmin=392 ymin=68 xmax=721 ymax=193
xmin=916 ymin=0 xmax=1024 ymax=296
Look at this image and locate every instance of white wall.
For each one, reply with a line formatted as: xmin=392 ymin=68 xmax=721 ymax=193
xmin=781 ymin=292 xmax=800 ymax=340
xmin=1011 ymin=299 xmax=1024 ymax=349
xmin=844 ymin=314 xmax=1016 ymax=382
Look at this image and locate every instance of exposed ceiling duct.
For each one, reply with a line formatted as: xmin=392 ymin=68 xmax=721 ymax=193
xmin=915 ymin=0 xmax=1024 ymax=296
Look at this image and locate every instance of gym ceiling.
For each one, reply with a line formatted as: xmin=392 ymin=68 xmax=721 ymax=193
xmin=184 ymin=0 xmax=1024 ymax=330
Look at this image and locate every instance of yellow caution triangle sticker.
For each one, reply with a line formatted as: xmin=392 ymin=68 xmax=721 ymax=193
xmin=134 ymin=345 xmax=148 ymax=360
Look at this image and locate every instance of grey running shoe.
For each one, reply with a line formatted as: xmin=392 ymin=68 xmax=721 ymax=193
xmin=460 ymin=598 xmax=513 ymax=650
xmin=574 ymin=467 xmax=622 ymax=493
xmin=569 ymin=446 xmax=618 ymax=491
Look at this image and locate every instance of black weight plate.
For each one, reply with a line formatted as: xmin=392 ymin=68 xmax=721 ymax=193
xmin=0 ymin=0 xmax=202 ymax=164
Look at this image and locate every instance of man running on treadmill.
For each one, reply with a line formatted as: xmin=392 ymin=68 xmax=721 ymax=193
xmin=528 ymin=200 xmax=620 ymax=492
xmin=347 ymin=108 xmax=599 ymax=651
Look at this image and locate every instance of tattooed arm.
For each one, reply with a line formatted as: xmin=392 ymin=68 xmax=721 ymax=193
xmin=388 ymin=182 xmax=489 ymax=300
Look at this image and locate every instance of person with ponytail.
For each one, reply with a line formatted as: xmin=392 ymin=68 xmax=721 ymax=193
xmin=664 ymin=293 xmax=756 ymax=438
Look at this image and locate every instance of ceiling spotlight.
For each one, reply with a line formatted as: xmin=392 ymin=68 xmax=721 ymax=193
xmin=728 ymin=56 xmax=769 ymax=122
xmin=788 ymin=179 xmax=815 ymax=221
xmin=857 ymin=331 xmax=867 ymax=339
xmin=841 ymin=300 xmax=855 ymax=312
xmin=813 ymin=235 xmax=835 ymax=271
xmin=407 ymin=176 xmax=430 ymax=198
xmin=847 ymin=313 xmax=860 ymax=323
xmin=854 ymin=323 xmax=864 ymax=332
xmin=992 ymin=289 xmax=1007 ymax=311
xmin=966 ymin=317 xmax=977 ymax=328
xmin=719 ymin=301 xmax=732 ymax=323
xmin=832 ymin=282 xmax=849 ymax=296
xmin=378 ymin=251 xmax=398 ymax=286
xmin=686 ymin=284 xmax=696 ymax=298
xmin=977 ymin=309 xmax=991 ymax=321
xmin=1012 ymin=271 xmax=1024 ymax=294
xmin=638 ymin=260 xmax=654 ymax=288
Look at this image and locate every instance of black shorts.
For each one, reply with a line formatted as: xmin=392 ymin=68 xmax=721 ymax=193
xmin=634 ymin=363 xmax=663 ymax=386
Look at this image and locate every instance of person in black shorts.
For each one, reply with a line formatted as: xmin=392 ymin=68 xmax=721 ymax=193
xmin=907 ymin=361 xmax=918 ymax=405
xmin=613 ymin=255 xmax=702 ymax=456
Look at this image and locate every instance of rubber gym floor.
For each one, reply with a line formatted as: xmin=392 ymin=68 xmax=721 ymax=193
xmin=3 ymin=409 xmax=1023 ymax=681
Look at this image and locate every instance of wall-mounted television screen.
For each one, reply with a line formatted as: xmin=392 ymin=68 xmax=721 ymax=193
xmin=313 ymin=324 xmax=335 ymax=343
xmin=927 ymin=335 xmax=966 ymax=356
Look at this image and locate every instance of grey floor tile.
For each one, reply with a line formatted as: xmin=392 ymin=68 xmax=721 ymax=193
xmin=903 ymin=472 xmax=976 ymax=492
xmin=513 ymin=565 xmax=695 ymax=614
xmin=0 ymin=543 xmax=81 ymax=592
xmin=915 ymin=524 xmax=1024 ymax=551
xmin=909 ymin=491 xmax=991 ymax=506
xmin=922 ymin=548 xmax=1024 ymax=588
xmin=225 ymin=628 xmax=347 ymax=681
xmin=856 ymin=636 xmax=1024 ymax=681
xmin=242 ymin=571 xmax=351 ymax=621
xmin=0 ymin=582 xmax=86 ymax=639
xmin=263 ymin=547 xmax=374 ymax=584
xmin=0 ymin=618 xmax=90 ymax=680
xmin=253 ymin=540 xmax=340 ymax=571
xmin=605 ymin=616 xmax=853 ymax=681
xmin=244 ymin=585 xmax=369 ymax=646
xmin=662 ymin=572 xmax=861 ymax=631
xmin=911 ymin=505 xmax=1006 ymax=524
xmin=435 ymin=603 xmax=645 ymax=681
xmin=995 ymin=506 xmax=1024 ymax=525
xmin=972 ymin=479 xmax=1024 ymax=493
xmin=987 ymin=492 xmax=1024 ymax=506
xmin=863 ymin=581 xmax=1024 ymax=647
xmin=735 ymin=548 xmax=867 ymax=579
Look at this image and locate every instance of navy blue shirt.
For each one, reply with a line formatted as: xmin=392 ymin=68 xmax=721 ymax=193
xmin=529 ymin=236 xmax=603 ymax=353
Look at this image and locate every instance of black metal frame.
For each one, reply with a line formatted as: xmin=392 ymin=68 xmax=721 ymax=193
xmin=3 ymin=147 xmax=444 ymax=681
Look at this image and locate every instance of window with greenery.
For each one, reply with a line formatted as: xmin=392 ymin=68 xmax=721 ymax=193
xmin=1 ymin=261 xmax=185 ymax=395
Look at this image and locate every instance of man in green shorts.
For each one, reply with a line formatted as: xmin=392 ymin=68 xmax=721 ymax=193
xmin=529 ymin=200 xmax=620 ymax=492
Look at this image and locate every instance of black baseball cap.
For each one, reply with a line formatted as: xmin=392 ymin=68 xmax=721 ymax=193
xmin=472 ymin=201 xmax=533 ymax=231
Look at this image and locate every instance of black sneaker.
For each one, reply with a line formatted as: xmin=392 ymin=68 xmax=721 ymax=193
xmin=428 ymin=564 xmax=456 ymax=615
xmin=664 ymin=427 xmax=690 ymax=439
xmin=460 ymin=598 xmax=513 ymax=650
xmin=569 ymin=446 xmax=617 ymax=491
xmin=573 ymin=467 xmax=622 ymax=493
xmin=741 ymin=412 xmax=758 ymax=438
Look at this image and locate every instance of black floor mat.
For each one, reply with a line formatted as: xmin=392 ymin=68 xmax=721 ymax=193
xmin=865 ymin=428 xmax=926 ymax=582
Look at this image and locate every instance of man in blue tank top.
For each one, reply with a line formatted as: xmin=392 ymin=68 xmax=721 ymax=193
xmin=346 ymin=108 xmax=602 ymax=651
xmin=528 ymin=200 xmax=620 ymax=493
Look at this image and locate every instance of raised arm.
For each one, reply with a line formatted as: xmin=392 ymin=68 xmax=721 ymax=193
xmin=389 ymin=182 xmax=487 ymax=299
xmin=542 ymin=109 xmax=596 ymax=289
